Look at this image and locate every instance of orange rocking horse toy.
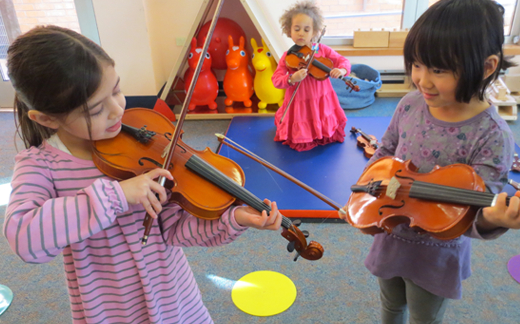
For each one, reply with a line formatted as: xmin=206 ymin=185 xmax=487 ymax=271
xmin=223 ymin=35 xmax=254 ymax=107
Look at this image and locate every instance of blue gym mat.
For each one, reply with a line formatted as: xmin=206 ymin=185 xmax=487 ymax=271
xmin=218 ymin=116 xmax=520 ymax=219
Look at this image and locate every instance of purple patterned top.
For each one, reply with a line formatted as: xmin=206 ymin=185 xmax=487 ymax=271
xmin=364 ymin=90 xmax=514 ymax=299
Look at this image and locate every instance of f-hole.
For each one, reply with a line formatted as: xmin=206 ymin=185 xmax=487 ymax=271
xmin=139 ymin=157 xmax=162 ymax=168
xmin=379 ymin=200 xmax=406 ymax=215
xmin=395 ymin=169 xmax=415 ymax=182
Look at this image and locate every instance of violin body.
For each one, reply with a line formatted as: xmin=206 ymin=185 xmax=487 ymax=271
xmin=285 ymin=44 xmax=360 ymax=92
xmin=93 ymin=108 xmax=324 ymax=261
xmin=285 ymin=44 xmax=333 ymax=81
xmin=93 ymin=108 xmax=245 ymax=220
xmin=356 ymin=135 xmax=377 ymax=158
xmin=346 ymin=157 xmax=486 ymax=240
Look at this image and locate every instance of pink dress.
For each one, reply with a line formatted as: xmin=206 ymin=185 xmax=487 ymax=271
xmin=272 ymin=44 xmax=351 ymax=151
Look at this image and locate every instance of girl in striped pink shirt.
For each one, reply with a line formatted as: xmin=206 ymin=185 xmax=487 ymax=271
xmin=4 ymin=25 xmax=283 ymax=324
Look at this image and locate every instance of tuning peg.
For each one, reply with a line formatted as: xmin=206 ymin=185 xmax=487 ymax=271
xmin=287 ymin=241 xmax=295 ymax=252
xmin=292 ymin=219 xmax=302 ymax=227
xmin=301 ymin=230 xmax=309 ymax=238
xmin=293 ymin=252 xmax=300 ymax=262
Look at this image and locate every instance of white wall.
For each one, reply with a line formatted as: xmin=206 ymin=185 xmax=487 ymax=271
xmin=0 ymin=80 xmax=15 ymax=109
xmin=92 ymin=0 xmax=156 ymax=96
xmin=93 ymin=0 xmax=409 ymax=95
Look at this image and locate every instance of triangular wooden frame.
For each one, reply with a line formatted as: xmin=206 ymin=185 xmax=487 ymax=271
xmin=159 ymin=0 xmax=290 ymax=118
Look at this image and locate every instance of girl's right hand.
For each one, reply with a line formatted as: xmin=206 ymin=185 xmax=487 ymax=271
xmin=119 ymin=168 xmax=174 ymax=218
xmin=338 ymin=205 xmax=348 ymax=220
xmin=291 ymin=68 xmax=308 ymax=83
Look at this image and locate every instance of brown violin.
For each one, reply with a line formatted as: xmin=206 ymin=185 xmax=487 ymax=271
xmin=345 ymin=156 xmax=514 ymax=240
xmin=350 ymin=127 xmax=379 ymax=158
xmin=93 ymin=108 xmax=324 ymax=261
xmin=285 ymin=44 xmax=360 ymax=92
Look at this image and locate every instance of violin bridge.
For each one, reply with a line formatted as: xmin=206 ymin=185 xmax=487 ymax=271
xmin=385 ymin=177 xmax=401 ymax=200
xmin=162 ymin=141 xmax=173 ymax=159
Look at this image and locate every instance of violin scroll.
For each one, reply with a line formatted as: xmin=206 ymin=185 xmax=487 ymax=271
xmin=281 ymin=219 xmax=324 ymax=261
xmin=345 ymin=79 xmax=360 ymax=92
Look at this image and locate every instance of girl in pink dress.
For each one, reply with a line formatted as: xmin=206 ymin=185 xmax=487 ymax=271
xmin=272 ymin=0 xmax=351 ymax=152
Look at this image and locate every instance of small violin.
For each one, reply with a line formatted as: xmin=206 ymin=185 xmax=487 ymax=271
xmin=285 ymin=44 xmax=360 ymax=92
xmin=345 ymin=156 xmax=513 ymax=240
xmin=350 ymin=127 xmax=378 ymax=158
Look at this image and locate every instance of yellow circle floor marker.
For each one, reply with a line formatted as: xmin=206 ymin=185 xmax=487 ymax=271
xmin=231 ymin=270 xmax=297 ymax=317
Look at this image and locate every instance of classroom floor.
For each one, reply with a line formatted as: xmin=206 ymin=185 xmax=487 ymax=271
xmin=1 ymin=97 xmax=520 ymax=323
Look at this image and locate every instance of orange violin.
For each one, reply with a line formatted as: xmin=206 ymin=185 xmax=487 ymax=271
xmin=350 ymin=127 xmax=379 ymax=158
xmin=285 ymin=44 xmax=360 ymax=92
xmin=345 ymin=156 xmax=513 ymax=240
xmin=93 ymin=108 xmax=324 ymax=261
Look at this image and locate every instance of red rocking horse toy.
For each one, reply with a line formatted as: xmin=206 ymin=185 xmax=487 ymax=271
xmin=183 ymin=38 xmax=219 ymax=110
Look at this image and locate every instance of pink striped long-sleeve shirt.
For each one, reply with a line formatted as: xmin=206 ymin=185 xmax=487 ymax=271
xmin=3 ymin=141 xmax=248 ymax=323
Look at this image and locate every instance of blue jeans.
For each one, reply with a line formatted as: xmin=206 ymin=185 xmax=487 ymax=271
xmin=378 ymin=277 xmax=449 ymax=324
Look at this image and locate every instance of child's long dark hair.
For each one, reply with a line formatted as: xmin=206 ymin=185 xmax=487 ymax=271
xmin=7 ymin=25 xmax=115 ymax=148
xmin=404 ymin=0 xmax=515 ymax=103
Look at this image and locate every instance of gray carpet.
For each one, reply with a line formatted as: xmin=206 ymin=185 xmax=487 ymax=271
xmin=1 ymin=97 xmax=520 ymax=323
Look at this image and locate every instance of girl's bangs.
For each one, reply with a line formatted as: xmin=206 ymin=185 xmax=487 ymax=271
xmin=407 ymin=27 xmax=460 ymax=73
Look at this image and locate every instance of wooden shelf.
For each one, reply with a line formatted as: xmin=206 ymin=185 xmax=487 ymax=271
xmin=172 ymin=95 xmax=279 ymax=120
xmin=331 ymin=44 xmax=520 ymax=57
xmin=505 ymin=44 xmax=520 ymax=56
xmin=332 ymin=46 xmax=403 ymax=56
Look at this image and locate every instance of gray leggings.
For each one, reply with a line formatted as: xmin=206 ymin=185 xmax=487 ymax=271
xmin=378 ymin=277 xmax=449 ymax=324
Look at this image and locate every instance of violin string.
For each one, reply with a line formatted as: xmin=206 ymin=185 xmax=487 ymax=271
xmin=362 ymin=180 xmax=497 ymax=207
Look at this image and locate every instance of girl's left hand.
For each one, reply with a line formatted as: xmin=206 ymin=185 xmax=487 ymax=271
xmin=234 ymin=199 xmax=283 ymax=230
xmin=330 ymin=68 xmax=346 ymax=79
xmin=480 ymin=192 xmax=520 ymax=230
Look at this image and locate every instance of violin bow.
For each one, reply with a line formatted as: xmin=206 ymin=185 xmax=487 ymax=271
xmin=279 ymin=26 xmax=327 ymax=124
xmin=141 ymin=0 xmax=226 ymax=245
xmin=216 ymin=133 xmax=347 ymax=215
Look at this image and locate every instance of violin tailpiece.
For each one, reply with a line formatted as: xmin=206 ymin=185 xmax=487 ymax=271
xmin=350 ymin=180 xmax=382 ymax=196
